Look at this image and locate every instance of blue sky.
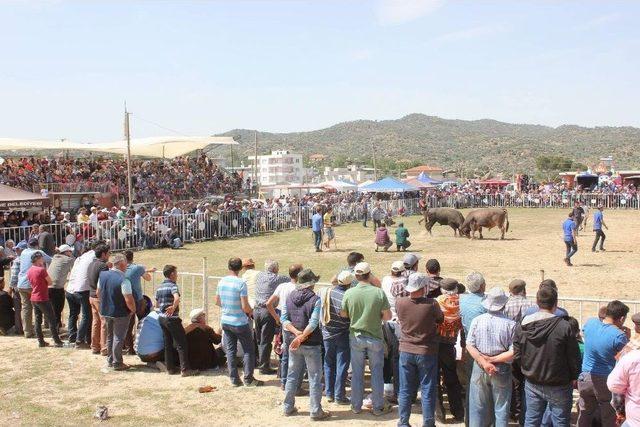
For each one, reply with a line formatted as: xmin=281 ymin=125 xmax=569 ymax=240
xmin=1 ymin=0 xmax=638 ymax=141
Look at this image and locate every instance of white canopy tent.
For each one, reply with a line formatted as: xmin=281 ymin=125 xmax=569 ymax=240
xmin=319 ymin=180 xmax=358 ymax=192
xmin=0 ymin=136 xmax=237 ymax=159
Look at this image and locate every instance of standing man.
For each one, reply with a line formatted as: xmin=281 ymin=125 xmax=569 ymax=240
xmin=155 ymin=264 xmax=198 ymax=377
xmin=37 ymin=224 xmax=56 ymax=257
xmin=321 ymin=270 xmax=353 ymax=405
xmin=572 ymin=201 xmax=584 ymax=236
xmin=514 ymin=286 xmax=581 ymax=427
xmin=340 ymin=262 xmax=393 ymax=416
xmin=88 ymin=244 xmax=110 ymax=355
xmin=361 ymin=198 xmax=369 ymax=228
xmin=254 ymin=260 xmax=289 ymax=375
xmin=466 ymin=287 xmax=516 ymax=427
xmin=562 ymin=211 xmax=578 ymax=266
xmin=27 ymin=252 xmax=64 ymax=347
xmin=216 ymin=257 xmax=262 ymax=387
xmin=396 ymin=273 xmax=444 ymax=427
xmin=592 ymin=205 xmax=608 ymax=252
xmin=311 ymin=207 xmax=323 ymax=252
xmin=123 ymin=250 xmax=155 ymax=354
xmin=281 ymin=268 xmax=331 ymax=421
xmin=323 ymin=206 xmax=335 ymax=249
xmin=17 ymin=238 xmax=52 ymax=338
xmin=371 ymin=202 xmax=385 ymax=232
xmin=65 ymin=244 xmax=96 ymax=348
xmin=47 ymin=244 xmax=75 ymax=329
xmin=98 ymin=254 xmax=136 ymax=371
xmin=577 ymin=300 xmax=629 ymax=427
xmin=9 ymin=241 xmax=27 ymax=336
xmin=607 ymin=348 xmax=640 ymax=427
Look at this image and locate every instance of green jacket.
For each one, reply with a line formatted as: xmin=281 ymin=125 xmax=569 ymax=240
xmin=395 ymin=227 xmax=409 ymax=245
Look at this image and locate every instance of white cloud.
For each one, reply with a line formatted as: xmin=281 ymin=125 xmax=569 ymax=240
xmin=375 ymin=0 xmax=443 ymax=26
xmin=350 ymin=48 xmax=373 ymax=62
xmin=433 ymin=24 xmax=508 ymax=43
xmin=573 ymin=12 xmax=622 ymax=32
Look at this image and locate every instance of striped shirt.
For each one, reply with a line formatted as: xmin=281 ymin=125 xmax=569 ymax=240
xmin=254 ymin=271 xmax=289 ymax=306
xmin=155 ymin=280 xmax=180 ymax=317
xmin=468 ymin=312 xmax=516 ymax=357
xmin=217 ymin=275 xmax=249 ymax=326
xmin=504 ymin=295 xmax=536 ymax=323
xmin=10 ymin=259 xmax=20 ymax=288
xmin=321 ymin=286 xmax=350 ymax=339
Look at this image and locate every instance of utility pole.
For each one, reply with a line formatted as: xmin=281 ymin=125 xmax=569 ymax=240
xmin=124 ymin=103 xmax=133 ymax=207
xmin=254 ymin=131 xmax=259 ymax=197
xmin=371 ymin=140 xmax=378 ymax=181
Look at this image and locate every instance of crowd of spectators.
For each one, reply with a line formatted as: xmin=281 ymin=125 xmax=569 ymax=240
xmin=0 ymin=154 xmax=244 ymax=203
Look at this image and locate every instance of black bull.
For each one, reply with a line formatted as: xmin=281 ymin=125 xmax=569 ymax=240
xmin=418 ymin=207 xmax=465 ymax=237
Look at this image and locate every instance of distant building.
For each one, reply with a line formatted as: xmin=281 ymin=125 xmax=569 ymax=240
xmin=405 ymin=165 xmax=444 ymax=179
xmin=594 ymin=156 xmax=615 ymax=174
xmin=308 ymin=153 xmax=326 ymax=163
xmin=319 ymin=165 xmax=374 ymax=183
xmin=248 ymin=150 xmax=304 ymax=186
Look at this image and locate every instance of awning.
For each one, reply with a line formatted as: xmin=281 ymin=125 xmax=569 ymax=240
xmin=0 ymin=136 xmax=237 ymax=159
xmin=0 ymin=184 xmax=50 ymax=210
xmin=359 ymin=177 xmax=418 ymax=193
xmin=416 ymin=172 xmax=442 ymax=185
xmin=319 ymin=180 xmax=358 ymax=191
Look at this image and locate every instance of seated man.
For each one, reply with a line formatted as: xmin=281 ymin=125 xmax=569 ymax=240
xmin=0 ymin=277 xmax=15 ymax=335
xmin=184 ymin=308 xmax=225 ymax=370
xmin=135 ymin=302 xmax=165 ymax=367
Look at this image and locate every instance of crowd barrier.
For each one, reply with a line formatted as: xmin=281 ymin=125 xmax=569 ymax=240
xmin=140 ymin=267 xmax=640 ymax=328
xmin=0 ymin=193 xmax=637 ymax=252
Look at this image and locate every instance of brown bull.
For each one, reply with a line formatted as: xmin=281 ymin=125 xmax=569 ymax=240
xmin=460 ymin=208 xmax=510 ymax=240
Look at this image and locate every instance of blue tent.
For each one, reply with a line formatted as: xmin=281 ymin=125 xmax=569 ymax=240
xmin=416 ymin=172 xmax=443 ymax=185
xmin=359 ymin=176 xmax=419 ymax=193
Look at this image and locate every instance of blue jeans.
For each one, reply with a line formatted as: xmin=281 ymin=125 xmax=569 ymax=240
xmin=323 ymin=332 xmax=351 ymax=400
xmin=385 ymin=321 xmax=401 ymax=398
xmin=313 ymin=231 xmax=322 ymax=250
xmin=280 ymin=330 xmax=305 ymax=388
xmin=524 ymin=380 xmax=573 ymax=427
xmin=65 ymin=290 xmax=90 ymax=343
xmin=350 ymin=334 xmax=385 ymax=412
xmin=283 ymin=345 xmax=324 ymax=418
xmin=564 ymin=240 xmax=577 ymax=259
xmin=222 ymin=323 xmax=255 ymax=383
xmin=468 ymin=362 xmax=512 ymax=427
xmin=398 ymin=352 xmax=438 ymax=427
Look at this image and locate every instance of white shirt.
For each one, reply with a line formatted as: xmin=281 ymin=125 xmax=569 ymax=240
xmin=273 ymin=281 xmax=296 ymax=312
xmin=66 ymin=250 xmax=95 ymax=293
xmin=89 ymin=213 xmax=98 ymax=227
xmin=381 ymin=275 xmax=398 ymax=320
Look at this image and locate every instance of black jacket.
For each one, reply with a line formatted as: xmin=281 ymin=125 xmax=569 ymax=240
xmin=513 ymin=312 xmax=581 ymax=386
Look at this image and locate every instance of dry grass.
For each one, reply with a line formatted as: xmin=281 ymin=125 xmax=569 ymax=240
xmin=2 ymin=208 xmax=639 ymax=426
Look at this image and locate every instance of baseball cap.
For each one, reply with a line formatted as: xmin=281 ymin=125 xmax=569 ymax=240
xmin=508 ymin=279 xmax=527 ymax=295
xmin=440 ymin=278 xmax=460 ymax=292
xmin=353 ymin=262 xmax=371 ymax=275
xmin=391 ymin=261 xmax=405 ymax=273
xmin=16 ymin=241 xmax=28 ymax=250
xmin=403 ymin=253 xmax=421 ymax=269
xmin=58 ymin=244 xmax=74 ymax=253
xmin=242 ymin=258 xmax=255 ymax=268
xmin=120 ymin=206 xmax=127 ymax=210
xmin=406 ymin=273 xmax=429 ymax=293
xmin=337 ymin=270 xmax=354 ymax=285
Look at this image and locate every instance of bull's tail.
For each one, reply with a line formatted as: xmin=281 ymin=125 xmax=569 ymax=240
xmin=503 ymin=209 xmax=510 ymax=232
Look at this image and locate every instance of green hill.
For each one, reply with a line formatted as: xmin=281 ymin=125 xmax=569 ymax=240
xmin=217 ymin=114 xmax=640 ymax=174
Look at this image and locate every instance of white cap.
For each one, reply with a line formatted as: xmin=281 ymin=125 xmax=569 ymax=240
xmin=337 ymin=270 xmax=354 ymax=285
xmin=406 ymin=273 xmax=429 ymax=293
xmin=391 ymin=261 xmax=405 ymax=273
xmin=189 ymin=308 xmax=205 ymax=323
xmin=353 ymin=262 xmax=371 ymax=275
xmin=58 ymin=244 xmax=74 ymax=253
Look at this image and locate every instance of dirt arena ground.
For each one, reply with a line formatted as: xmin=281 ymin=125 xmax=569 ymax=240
xmin=2 ymin=209 xmax=639 ymax=426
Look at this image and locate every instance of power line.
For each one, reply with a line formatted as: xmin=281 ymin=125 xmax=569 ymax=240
xmin=131 ymin=115 xmax=189 ymax=136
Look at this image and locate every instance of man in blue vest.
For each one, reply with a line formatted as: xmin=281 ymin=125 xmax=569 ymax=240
xmin=591 ymin=205 xmax=608 ymax=252
xmin=281 ymin=268 xmax=331 ymax=421
xmin=311 ymin=207 xmax=323 ymax=252
xmin=98 ymin=253 xmax=136 ymax=371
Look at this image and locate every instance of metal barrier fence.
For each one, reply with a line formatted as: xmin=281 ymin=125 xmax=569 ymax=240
xmin=0 ymin=193 xmax=637 ymax=252
xmin=139 ymin=265 xmax=640 ymax=328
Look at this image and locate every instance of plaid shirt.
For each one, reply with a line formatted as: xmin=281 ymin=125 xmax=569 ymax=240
xmin=10 ymin=259 xmax=20 ymax=289
xmin=254 ymin=271 xmax=289 ymax=306
xmin=155 ymin=279 xmax=180 ymax=317
xmin=504 ymin=295 xmax=536 ymax=323
xmin=468 ymin=312 xmax=516 ymax=357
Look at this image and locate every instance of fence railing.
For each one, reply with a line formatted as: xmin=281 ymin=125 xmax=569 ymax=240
xmin=139 ymin=266 xmax=640 ymax=328
xmin=0 ymin=193 xmax=637 ymax=253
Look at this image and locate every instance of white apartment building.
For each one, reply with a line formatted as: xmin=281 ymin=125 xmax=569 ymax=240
xmin=250 ymin=150 xmax=305 ymax=186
